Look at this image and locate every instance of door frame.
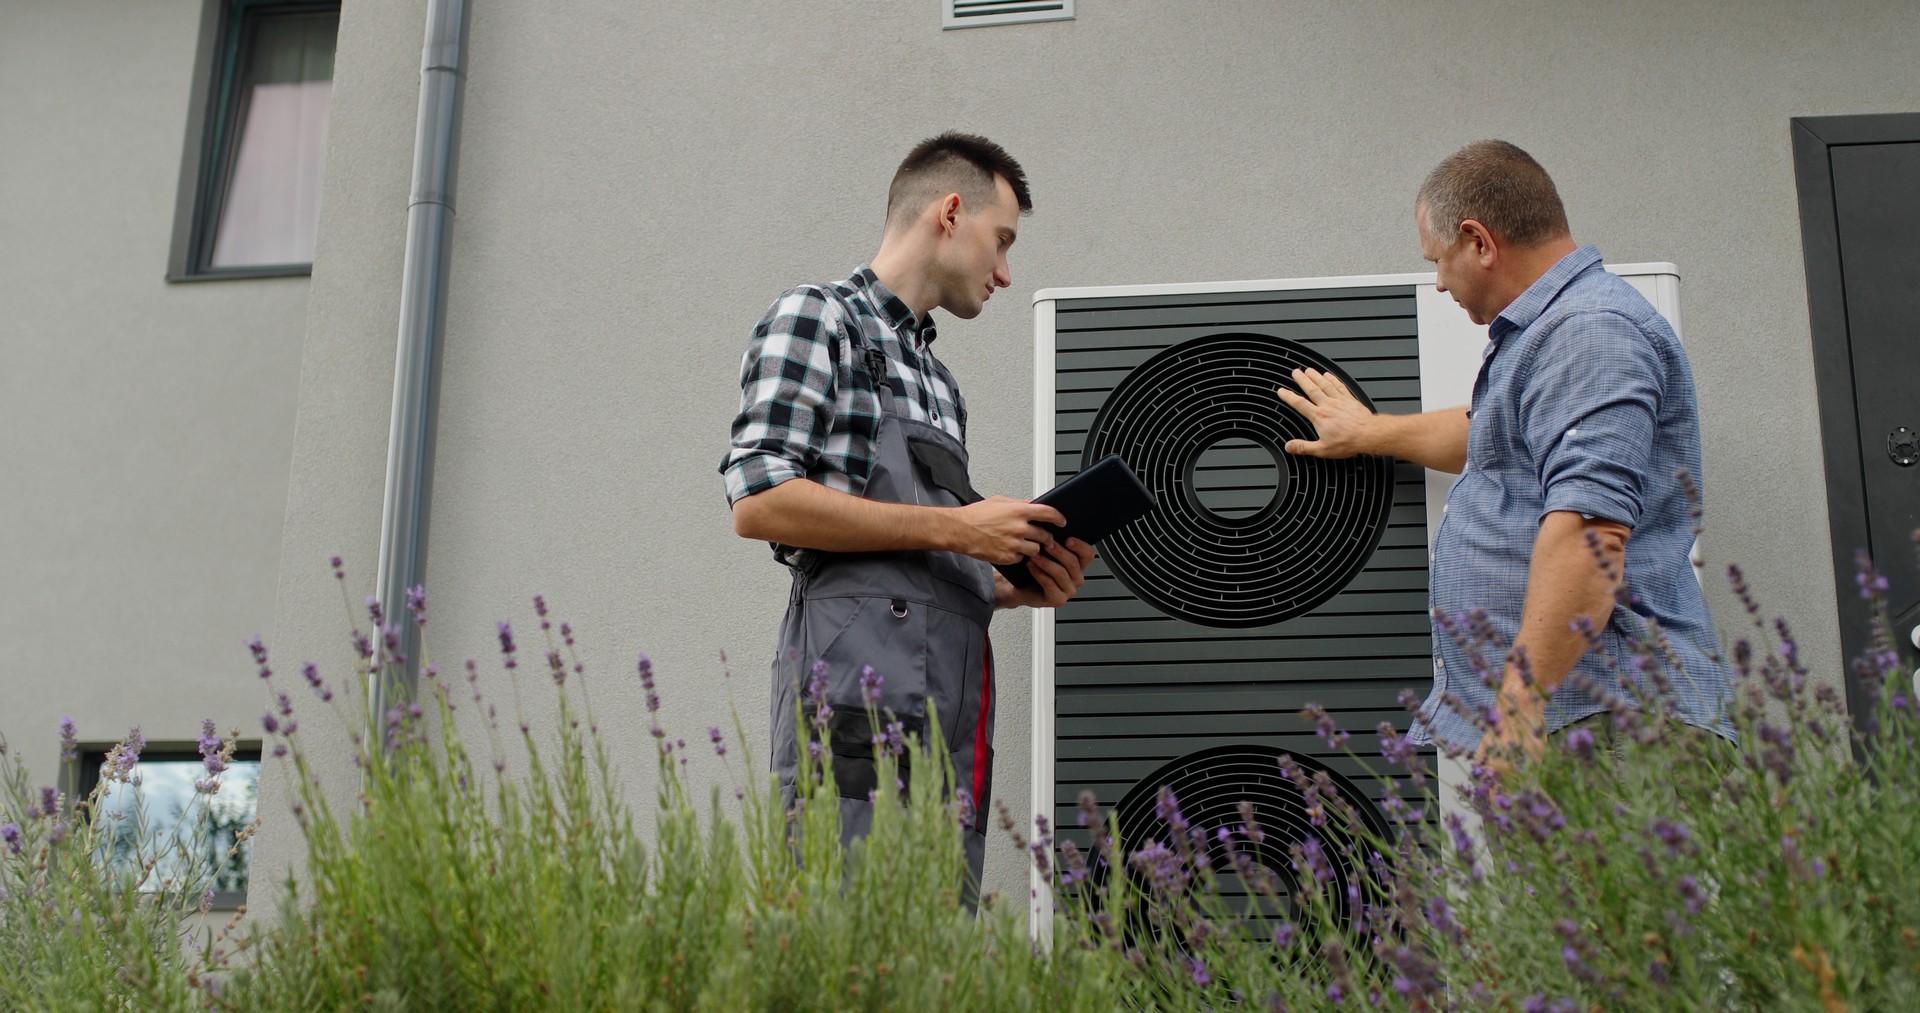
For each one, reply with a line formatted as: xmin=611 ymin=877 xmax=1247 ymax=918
xmin=1791 ymin=111 xmax=1920 ymax=730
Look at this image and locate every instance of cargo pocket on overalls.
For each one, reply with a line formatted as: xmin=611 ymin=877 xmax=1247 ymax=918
xmin=806 ymin=595 xmax=930 ymax=800
xmin=808 ymin=597 xmax=929 ymax=716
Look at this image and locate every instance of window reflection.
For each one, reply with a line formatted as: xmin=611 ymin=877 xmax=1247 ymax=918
xmin=92 ymin=756 xmax=258 ymax=897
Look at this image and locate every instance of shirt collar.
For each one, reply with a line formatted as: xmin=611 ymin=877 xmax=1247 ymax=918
xmin=1488 ymin=244 xmax=1603 ymax=343
xmin=851 ymin=264 xmax=936 ymax=344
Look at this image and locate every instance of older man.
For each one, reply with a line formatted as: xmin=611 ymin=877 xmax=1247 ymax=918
xmin=1280 ymin=140 xmax=1733 ymax=766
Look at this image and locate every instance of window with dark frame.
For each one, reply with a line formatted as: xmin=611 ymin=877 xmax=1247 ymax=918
xmin=74 ymin=745 xmax=261 ymax=910
xmin=171 ymin=0 xmax=340 ymax=280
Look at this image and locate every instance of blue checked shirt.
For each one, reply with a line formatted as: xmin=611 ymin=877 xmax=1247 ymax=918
xmin=721 ymin=265 xmax=966 ymax=507
xmin=1411 ymin=245 xmax=1735 ymax=750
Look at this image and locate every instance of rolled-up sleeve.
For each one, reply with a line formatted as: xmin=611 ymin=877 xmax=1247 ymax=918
xmin=1519 ymin=311 xmax=1663 ymax=529
xmin=719 ymin=286 xmax=844 ymax=506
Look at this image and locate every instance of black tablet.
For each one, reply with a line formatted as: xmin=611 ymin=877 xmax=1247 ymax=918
xmin=996 ymin=455 xmax=1157 ymax=590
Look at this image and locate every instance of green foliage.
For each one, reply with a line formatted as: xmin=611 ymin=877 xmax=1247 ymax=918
xmin=3 ymin=554 xmax=1917 ymax=1010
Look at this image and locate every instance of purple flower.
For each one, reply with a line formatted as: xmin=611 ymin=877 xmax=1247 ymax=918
xmin=1562 ymin=727 xmax=1595 ymax=759
xmin=262 ymin=713 xmax=279 ymax=735
xmin=1296 ymin=836 xmax=1334 ymax=885
xmin=38 ymin=786 xmax=58 ymax=819
xmin=1444 ymin=813 xmax=1484 ymax=883
xmin=1058 ymin=840 xmax=1090 ymax=885
xmin=1129 ymin=840 xmax=1189 ymax=896
xmin=1 ymin=823 xmax=20 ymax=854
xmin=48 ymin=822 xmax=66 ymax=844
xmin=1651 ymin=819 xmax=1692 ymax=857
xmin=1325 ymin=984 xmax=1344 ymax=1004
xmin=407 ymin=585 xmax=428 ymax=625
xmin=858 ymin=665 xmax=882 ymax=708
xmin=1187 ymin=957 xmax=1211 ymax=986
xmin=103 ymin=727 xmax=145 ymax=779
xmin=1302 ymin=702 xmax=1350 ymax=749
xmin=533 ymin=594 xmax=548 ymax=622
xmin=1854 ymin=554 xmax=1890 ymax=600
xmin=1377 ymin=722 xmax=1420 ymax=769
xmin=709 ymin=726 xmax=726 ymax=757
xmin=1678 ymin=874 xmax=1706 ymax=915
xmin=302 ymin=661 xmax=331 ymax=702
xmin=884 ymin=720 xmax=906 ymax=756
xmin=638 ymin=653 xmax=660 ymax=713
xmin=1154 ymin=788 xmax=1188 ymax=835
xmin=58 ymin=716 xmax=78 ymax=763
xmin=496 ymin=621 xmax=517 ymax=668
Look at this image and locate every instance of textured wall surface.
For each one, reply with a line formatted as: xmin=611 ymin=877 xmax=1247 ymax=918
xmin=0 ymin=0 xmax=307 ymax=788
xmin=10 ymin=0 xmax=1919 ymax=909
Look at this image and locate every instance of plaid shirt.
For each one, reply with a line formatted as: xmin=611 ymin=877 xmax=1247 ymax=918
xmin=721 ymin=265 xmax=966 ymax=508
xmin=1411 ymin=246 xmax=1735 ymax=749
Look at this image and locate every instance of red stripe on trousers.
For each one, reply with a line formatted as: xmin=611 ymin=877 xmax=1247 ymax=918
xmin=973 ymin=634 xmax=992 ymax=809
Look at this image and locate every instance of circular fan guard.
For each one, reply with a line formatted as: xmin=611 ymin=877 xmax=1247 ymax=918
xmin=1084 ymin=332 xmax=1396 ymax=628
xmin=1081 ymin=744 xmax=1394 ymax=955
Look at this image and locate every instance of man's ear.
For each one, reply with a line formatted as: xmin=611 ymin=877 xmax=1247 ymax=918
xmin=937 ymin=193 xmax=962 ymax=236
xmin=1460 ymin=219 xmax=1499 ymax=268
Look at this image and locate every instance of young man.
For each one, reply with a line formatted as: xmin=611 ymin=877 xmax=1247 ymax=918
xmin=720 ymin=133 xmax=1095 ymax=883
xmin=1279 ymin=140 xmax=1734 ymax=770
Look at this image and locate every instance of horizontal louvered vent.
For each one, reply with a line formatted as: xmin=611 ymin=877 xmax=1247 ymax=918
xmin=943 ymin=0 xmax=1074 ymax=30
xmin=1048 ymin=285 xmax=1434 ymax=852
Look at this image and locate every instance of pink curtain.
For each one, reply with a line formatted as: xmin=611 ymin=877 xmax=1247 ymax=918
xmin=210 ymin=79 xmax=332 ymax=268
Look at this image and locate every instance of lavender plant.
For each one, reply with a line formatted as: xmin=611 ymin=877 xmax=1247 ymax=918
xmin=0 ymin=714 xmax=250 ymax=1009
xmin=200 ymin=562 xmax=1121 ymax=1011
xmin=7 ymin=538 xmax=1916 ymax=1010
xmin=1033 ymin=539 xmax=1920 ymax=1010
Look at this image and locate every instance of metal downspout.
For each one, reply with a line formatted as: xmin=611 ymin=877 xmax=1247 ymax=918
xmin=372 ymin=0 xmax=470 ymax=743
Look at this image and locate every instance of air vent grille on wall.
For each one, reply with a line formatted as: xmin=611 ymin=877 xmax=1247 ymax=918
xmin=1085 ymin=332 xmax=1396 ymax=628
xmin=942 ymin=0 xmax=1073 ymax=30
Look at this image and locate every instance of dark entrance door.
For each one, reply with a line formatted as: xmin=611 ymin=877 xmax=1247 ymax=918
xmin=1793 ymin=112 xmax=1920 ymax=732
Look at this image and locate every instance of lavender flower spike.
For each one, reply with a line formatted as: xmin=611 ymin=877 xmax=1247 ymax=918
xmin=58 ymin=716 xmax=78 ymax=763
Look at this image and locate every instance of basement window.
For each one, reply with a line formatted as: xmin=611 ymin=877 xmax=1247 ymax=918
xmin=76 ymin=745 xmax=261 ymax=909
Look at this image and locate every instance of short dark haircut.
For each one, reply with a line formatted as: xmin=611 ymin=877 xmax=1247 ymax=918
xmin=885 ymin=132 xmax=1031 ymax=230
xmin=1417 ymin=140 xmax=1570 ymax=247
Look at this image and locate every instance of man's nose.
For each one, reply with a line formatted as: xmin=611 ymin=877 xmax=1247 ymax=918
xmin=994 ymin=262 xmax=1011 ymax=288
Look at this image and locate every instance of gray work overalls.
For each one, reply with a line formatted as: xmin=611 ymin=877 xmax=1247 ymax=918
xmin=770 ymin=323 xmax=997 ymax=887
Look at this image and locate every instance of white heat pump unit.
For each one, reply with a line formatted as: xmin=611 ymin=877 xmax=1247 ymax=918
xmin=1026 ymin=265 xmax=1683 ymax=937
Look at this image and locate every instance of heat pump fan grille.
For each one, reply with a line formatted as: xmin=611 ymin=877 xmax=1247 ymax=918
xmin=1088 ymin=743 xmax=1393 ymax=952
xmin=1084 ymin=332 xmax=1396 ymax=628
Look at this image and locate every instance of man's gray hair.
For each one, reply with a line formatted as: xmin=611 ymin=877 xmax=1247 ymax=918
xmin=1417 ymin=140 xmax=1570 ymax=247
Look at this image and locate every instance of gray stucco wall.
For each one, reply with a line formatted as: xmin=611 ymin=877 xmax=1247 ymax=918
xmin=0 ymin=1 xmax=306 ymax=795
xmin=252 ymin=0 xmax=1920 ymax=905
xmin=9 ymin=0 xmax=1915 ymax=912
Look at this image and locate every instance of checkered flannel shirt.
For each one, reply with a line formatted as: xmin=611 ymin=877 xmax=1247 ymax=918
xmin=720 ymin=265 xmax=966 ymax=511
